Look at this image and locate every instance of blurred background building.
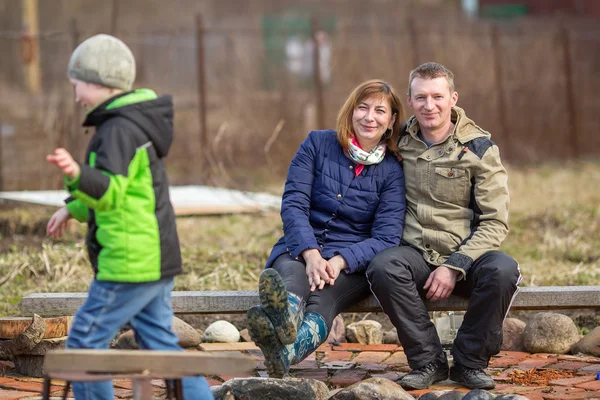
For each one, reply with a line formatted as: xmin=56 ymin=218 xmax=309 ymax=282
xmin=0 ymin=0 xmax=599 ymax=191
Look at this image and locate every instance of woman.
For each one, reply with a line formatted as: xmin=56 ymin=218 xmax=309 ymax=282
xmin=247 ymin=79 xmax=406 ymax=378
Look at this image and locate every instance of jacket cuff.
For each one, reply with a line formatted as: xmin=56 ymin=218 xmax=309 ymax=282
xmin=289 ymin=241 xmax=319 ymax=260
xmin=444 ymin=252 xmax=473 ymax=280
xmin=337 ymin=248 xmax=358 ymax=274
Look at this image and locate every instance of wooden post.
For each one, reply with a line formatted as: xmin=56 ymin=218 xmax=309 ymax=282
xmin=311 ymin=14 xmax=325 ymax=130
xmin=70 ymin=18 xmax=80 ymax=153
xmin=561 ymin=26 xmax=578 ymax=159
xmin=21 ymin=0 xmax=41 ymax=94
xmin=195 ymin=13 xmax=208 ymax=184
xmin=491 ymin=25 xmax=509 ymax=159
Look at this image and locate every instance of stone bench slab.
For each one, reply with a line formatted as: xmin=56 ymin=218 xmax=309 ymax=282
xmin=20 ymin=286 xmax=600 ymax=317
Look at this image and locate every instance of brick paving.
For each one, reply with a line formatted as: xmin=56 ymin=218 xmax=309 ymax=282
xmin=1 ymin=345 xmax=600 ymax=399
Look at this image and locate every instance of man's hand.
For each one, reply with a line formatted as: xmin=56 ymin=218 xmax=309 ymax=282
xmin=423 ymin=265 xmax=461 ymax=302
xmin=302 ymin=249 xmax=332 ymax=291
xmin=326 ymin=255 xmax=348 ymax=285
xmin=46 ymin=206 xmax=72 ymax=239
xmin=47 ymin=148 xmax=80 ymax=180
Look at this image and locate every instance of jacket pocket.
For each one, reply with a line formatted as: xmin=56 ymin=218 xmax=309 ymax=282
xmin=432 ymin=167 xmax=469 ymax=204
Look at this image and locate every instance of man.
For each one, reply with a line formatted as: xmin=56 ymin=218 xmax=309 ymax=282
xmin=366 ymin=62 xmax=521 ymax=390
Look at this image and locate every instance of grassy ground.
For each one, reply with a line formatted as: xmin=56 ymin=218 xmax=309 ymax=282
xmin=0 ymin=161 xmax=599 ymax=318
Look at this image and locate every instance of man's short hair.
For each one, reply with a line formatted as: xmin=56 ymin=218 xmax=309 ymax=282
xmin=408 ymin=62 xmax=455 ymax=96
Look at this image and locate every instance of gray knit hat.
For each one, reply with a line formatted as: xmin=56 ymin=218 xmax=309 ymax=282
xmin=67 ymin=34 xmax=136 ymax=91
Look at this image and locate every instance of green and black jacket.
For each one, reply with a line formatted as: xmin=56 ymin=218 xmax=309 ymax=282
xmin=65 ymin=89 xmax=182 ymax=282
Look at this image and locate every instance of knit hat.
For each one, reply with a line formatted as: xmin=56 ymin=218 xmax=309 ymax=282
xmin=67 ymin=34 xmax=136 ymax=91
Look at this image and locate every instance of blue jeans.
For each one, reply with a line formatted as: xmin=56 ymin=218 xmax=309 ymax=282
xmin=66 ymin=278 xmax=213 ymax=400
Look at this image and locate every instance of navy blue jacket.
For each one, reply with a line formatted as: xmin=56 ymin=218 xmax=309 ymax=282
xmin=265 ymin=130 xmax=406 ymax=273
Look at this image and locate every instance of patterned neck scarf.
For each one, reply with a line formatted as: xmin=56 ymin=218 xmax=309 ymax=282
xmin=347 ymin=135 xmax=387 ymax=176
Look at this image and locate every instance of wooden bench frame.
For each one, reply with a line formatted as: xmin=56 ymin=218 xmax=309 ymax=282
xmin=20 ymin=286 xmax=600 ymax=317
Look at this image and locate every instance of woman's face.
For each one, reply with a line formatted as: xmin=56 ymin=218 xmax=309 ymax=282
xmin=352 ymin=95 xmax=396 ymax=151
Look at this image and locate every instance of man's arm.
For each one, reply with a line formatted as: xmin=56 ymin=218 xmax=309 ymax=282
xmin=444 ymin=144 xmax=510 ymax=278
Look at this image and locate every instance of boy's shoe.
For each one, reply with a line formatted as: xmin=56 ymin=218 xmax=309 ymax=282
xmin=259 ymin=268 xmax=304 ymax=345
xmin=450 ymin=363 xmax=496 ymax=390
xmin=398 ymin=360 xmax=449 ymax=390
xmin=246 ymin=305 xmax=292 ymax=378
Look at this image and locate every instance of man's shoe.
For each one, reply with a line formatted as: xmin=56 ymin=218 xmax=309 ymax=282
xmin=450 ymin=363 xmax=496 ymax=390
xmin=398 ymin=361 xmax=449 ymax=390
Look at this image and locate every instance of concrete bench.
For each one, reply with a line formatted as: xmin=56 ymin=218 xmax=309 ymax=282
xmin=20 ymin=286 xmax=600 ymax=317
xmin=43 ymin=349 xmax=255 ymax=400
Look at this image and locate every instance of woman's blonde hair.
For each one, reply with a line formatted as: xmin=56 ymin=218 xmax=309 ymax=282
xmin=336 ymin=79 xmax=404 ymax=152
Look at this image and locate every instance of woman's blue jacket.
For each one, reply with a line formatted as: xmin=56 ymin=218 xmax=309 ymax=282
xmin=265 ymin=130 xmax=406 ymax=273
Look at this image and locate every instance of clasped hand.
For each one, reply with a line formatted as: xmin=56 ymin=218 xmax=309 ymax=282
xmin=302 ymin=249 xmax=347 ymax=291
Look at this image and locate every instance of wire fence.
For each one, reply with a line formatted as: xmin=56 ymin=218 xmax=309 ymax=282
xmin=1 ymin=11 xmax=599 ymax=191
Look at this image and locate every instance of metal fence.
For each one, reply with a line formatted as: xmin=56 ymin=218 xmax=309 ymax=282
xmin=1 ymin=11 xmax=599 ymax=191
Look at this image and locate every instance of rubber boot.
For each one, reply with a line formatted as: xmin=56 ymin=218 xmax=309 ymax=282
xmin=259 ymin=268 xmax=305 ymax=344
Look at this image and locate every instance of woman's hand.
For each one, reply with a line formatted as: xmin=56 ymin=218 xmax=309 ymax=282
xmin=302 ymin=249 xmax=332 ymax=291
xmin=46 ymin=206 xmax=72 ymax=239
xmin=326 ymin=255 xmax=348 ymax=285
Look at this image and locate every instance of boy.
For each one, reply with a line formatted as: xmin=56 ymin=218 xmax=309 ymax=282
xmin=46 ymin=34 xmax=213 ymax=399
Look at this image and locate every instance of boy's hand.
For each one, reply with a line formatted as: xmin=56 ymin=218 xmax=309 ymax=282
xmin=47 ymin=206 xmax=72 ymax=239
xmin=47 ymin=148 xmax=80 ymax=180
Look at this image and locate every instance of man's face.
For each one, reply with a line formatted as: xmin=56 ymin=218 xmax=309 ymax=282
xmin=407 ymin=77 xmax=458 ymax=132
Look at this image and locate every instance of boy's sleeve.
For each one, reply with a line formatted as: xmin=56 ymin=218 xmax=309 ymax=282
xmin=64 ymin=196 xmax=89 ymax=222
xmin=67 ymin=121 xmax=138 ymax=211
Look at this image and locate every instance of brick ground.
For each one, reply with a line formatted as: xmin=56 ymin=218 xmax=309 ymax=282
xmin=1 ymin=345 xmax=599 ymax=399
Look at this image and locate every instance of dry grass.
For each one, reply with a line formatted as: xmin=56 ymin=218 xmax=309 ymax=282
xmin=0 ymin=161 xmax=599 ymax=317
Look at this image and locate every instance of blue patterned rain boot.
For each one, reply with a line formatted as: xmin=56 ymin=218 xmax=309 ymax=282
xmin=290 ymin=312 xmax=329 ymax=365
xmin=259 ymin=268 xmax=305 ymax=345
xmin=246 ymin=305 xmax=294 ymax=378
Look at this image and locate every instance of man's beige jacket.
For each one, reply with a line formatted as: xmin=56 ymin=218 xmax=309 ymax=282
xmin=398 ymin=106 xmax=509 ymax=278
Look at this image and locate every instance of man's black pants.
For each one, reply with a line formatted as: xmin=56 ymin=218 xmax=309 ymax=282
xmin=366 ymin=246 xmax=521 ymax=370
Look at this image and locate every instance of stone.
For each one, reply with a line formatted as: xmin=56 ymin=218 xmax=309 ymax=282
xmin=346 ymin=320 xmax=383 ymax=345
xmin=327 ymin=315 xmax=346 ymax=344
xmin=13 ymin=355 xmax=45 ymax=377
xmin=239 ymin=328 xmax=251 ymax=342
xmin=211 ymin=377 xmax=329 ymax=400
xmin=115 ymin=316 xmax=201 ymax=349
xmin=329 ymin=377 xmax=413 ymax=400
xmin=383 ymin=327 xmax=400 ymax=345
xmin=495 ymin=395 xmax=529 ymax=399
xmin=418 ymin=392 xmax=453 ymax=400
xmin=202 ymin=320 xmax=240 ymax=343
xmin=570 ymin=326 xmax=600 ymax=356
xmin=438 ymin=391 xmax=466 ymax=400
xmin=462 ymin=389 xmax=496 ymax=399
xmin=523 ymin=312 xmax=580 ymax=354
xmin=501 ymin=318 xmax=526 ymax=351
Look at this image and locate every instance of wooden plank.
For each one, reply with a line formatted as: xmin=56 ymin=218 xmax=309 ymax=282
xmin=20 ymin=286 xmax=600 ymax=317
xmin=44 ymin=349 xmax=255 ymax=376
xmin=199 ymin=342 xmax=259 ymax=352
xmin=0 ymin=316 xmax=72 ymax=339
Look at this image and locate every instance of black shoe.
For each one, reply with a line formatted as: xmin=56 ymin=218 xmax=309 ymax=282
xmin=450 ymin=363 xmax=496 ymax=390
xmin=398 ymin=361 xmax=449 ymax=390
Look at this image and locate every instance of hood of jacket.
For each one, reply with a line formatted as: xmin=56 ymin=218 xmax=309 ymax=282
xmin=82 ymin=89 xmax=174 ymax=158
xmin=404 ymin=106 xmax=491 ymax=144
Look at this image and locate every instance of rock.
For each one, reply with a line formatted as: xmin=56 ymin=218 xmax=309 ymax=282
xmin=202 ymin=320 xmax=240 ymax=343
xmin=495 ymin=395 xmax=529 ymax=399
xmin=383 ymin=327 xmax=400 ymax=345
xmin=462 ymin=389 xmax=496 ymax=399
xmin=327 ymin=315 xmax=346 ymax=344
xmin=13 ymin=355 xmax=45 ymax=377
xmin=211 ymin=377 xmax=329 ymax=400
xmin=115 ymin=316 xmax=201 ymax=349
xmin=438 ymin=391 xmax=466 ymax=400
xmin=330 ymin=377 xmax=413 ymax=400
xmin=571 ymin=326 xmax=600 ymax=356
xmin=418 ymin=391 xmax=453 ymax=400
xmin=523 ymin=312 xmax=580 ymax=354
xmin=173 ymin=316 xmax=202 ymax=347
xmin=239 ymin=328 xmax=251 ymax=342
xmin=115 ymin=330 xmax=138 ymax=349
xmin=346 ymin=320 xmax=383 ymax=345
xmin=501 ymin=318 xmax=526 ymax=351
